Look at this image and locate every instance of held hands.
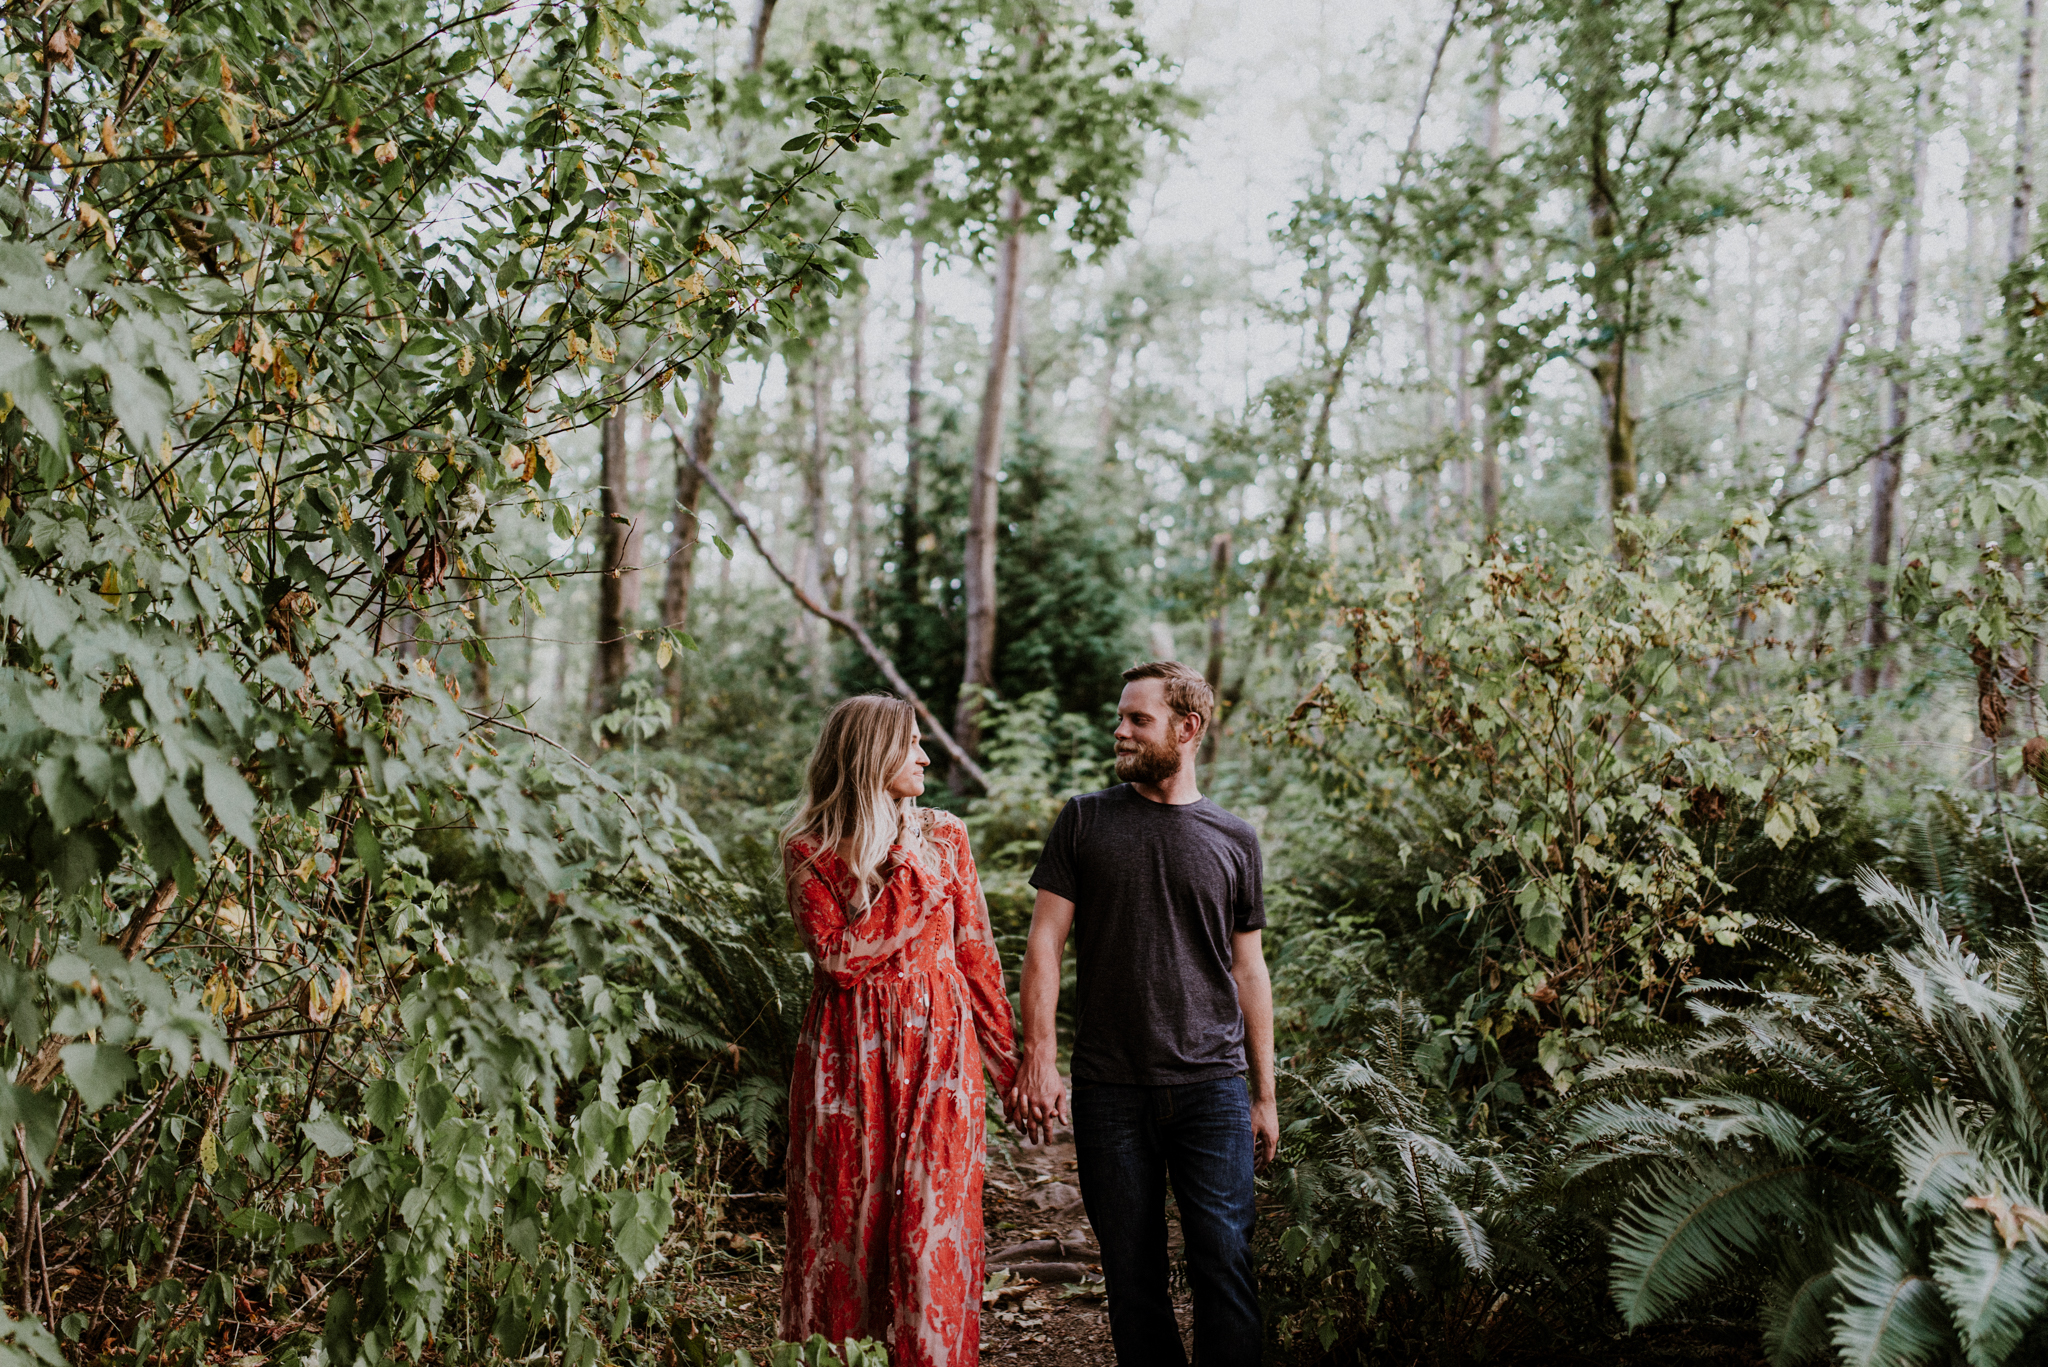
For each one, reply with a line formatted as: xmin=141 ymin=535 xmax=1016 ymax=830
xmin=1004 ymin=1053 xmax=1070 ymax=1146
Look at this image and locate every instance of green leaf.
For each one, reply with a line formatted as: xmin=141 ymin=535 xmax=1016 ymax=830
xmin=364 ymin=1078 xmax=404 ymax=1134
xmin=57 ymin=1042 xmax=136 ymax=1111
xmin=202 ymin=758 xmax=259 ymax=852
xmin=712 ymin=534 xmax=733 ymax=560
xmin=354 ymin=821 xmax=385 ymax=889
xmin=301 ymin=1113 xmax=355 ymax=1158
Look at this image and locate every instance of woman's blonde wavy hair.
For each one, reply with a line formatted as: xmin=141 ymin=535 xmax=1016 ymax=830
xmin=782 ymin=695 xmax=920 ymax=904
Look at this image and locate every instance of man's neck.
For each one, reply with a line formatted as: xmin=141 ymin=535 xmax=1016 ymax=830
xmin=1131 ymin=761 xmax=1203 ymax=806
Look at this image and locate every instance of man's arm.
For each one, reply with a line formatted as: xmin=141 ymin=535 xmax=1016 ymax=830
xmin=1010 ymin=888 xmax=1076 ymax=1144
xmin=1232 ymin=929 xmax=1278 ymax=1167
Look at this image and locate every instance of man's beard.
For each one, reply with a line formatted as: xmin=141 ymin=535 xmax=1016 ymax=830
xmin=1115 ymin=737 xmax=1183 ymax=785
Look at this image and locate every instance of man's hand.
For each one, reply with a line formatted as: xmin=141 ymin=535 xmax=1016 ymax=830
xmin=1250 ymin=1093 xmax=1279 ymax=1168
xmin=1014 ymin=890 xmax=1077 ymax=1146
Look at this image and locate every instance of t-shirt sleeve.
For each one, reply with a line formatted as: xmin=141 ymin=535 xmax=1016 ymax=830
xmin=1027 ymin=798 xmax=1081 ymax=901
xmin=1234 ymin=830 xmax=1266 ymax=932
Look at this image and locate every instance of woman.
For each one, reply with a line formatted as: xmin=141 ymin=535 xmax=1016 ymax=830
xmin=779 ymin=696 xmax=1019 ymax=1365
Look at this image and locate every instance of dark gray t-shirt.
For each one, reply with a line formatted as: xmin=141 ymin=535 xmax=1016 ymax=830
xmin=1028 ymin=784 xmax=1266 ymax=1085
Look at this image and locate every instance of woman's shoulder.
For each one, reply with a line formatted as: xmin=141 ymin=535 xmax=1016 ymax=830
xmin=913 ymin=807 xmax=967 ymax=839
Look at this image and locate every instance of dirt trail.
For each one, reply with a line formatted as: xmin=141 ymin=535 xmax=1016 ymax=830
xmin=978 ymin=1121 xmax=1192 ymax=1364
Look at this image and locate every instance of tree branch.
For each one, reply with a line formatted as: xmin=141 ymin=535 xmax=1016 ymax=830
xmin=687 ymin=456 xmax=991 ymax=792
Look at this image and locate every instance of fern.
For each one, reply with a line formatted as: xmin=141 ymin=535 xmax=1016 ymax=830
xmin=1582 ymin=868 xmax=2048 ymax=1364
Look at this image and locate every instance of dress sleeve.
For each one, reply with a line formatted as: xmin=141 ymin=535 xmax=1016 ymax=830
xmin=784 ymin=838 xmax=936 ymax=990
xmin=944 ymin=818 xmax=1020 ymax=1094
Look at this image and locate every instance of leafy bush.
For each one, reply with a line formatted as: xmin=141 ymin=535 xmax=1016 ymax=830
xmin=0 ymin=0 xmax=902 ymax=1358
xmin=1276 ymin=514 xmax=1839 ymax=1089
xmin=1572 ymin=870 xmax=2048 ymax=1365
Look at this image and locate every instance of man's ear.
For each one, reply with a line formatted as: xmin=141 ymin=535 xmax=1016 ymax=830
xmin=1180 ymin=711 xmax=1205 ymax=747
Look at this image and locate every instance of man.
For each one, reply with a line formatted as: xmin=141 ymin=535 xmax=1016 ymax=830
xmin=1006 ymin=660 xmax=1275 ymax=1366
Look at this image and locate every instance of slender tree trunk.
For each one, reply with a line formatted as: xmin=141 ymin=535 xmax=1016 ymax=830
xmin=791 ymin=356 xmax=830 ymax=690
xmin=1094 ymin=343 xmax=1123 ymax=462
xmin=1792 ymin=212 xmax=1891 ymax=471
xmin=661 ymin=369 xmax=720 ymax=715
xmin=901 ymin=236 xmax=927 ymax=597
xmin=846 ymin=292 xmax=871 ymax=611
xmin=747 ymin=0 xmax=777 ymax=72
xmin=620 ymin=415 xmax=648 ymax=626
xmin=1587 ymin=111 xmax=1638 ymax=531
xmin=2016 ymin=0 xmax=2038 ymax=270
xmin=1198 ymin=531 xmax=1233 ymax=766
xmin=1734 ymin=224 xmax=1759 ymax=447
xmin=469 ymin=587 xmax=491 ymax=706
xmin=1453 ymin=311 xmax=1473 ymax=517
xmin=1964 ymin=71 xmax=1988 ymax=340
xmin=1480 ymin=25 xmax=1505 ymax=534
xmin=953 ymin=188 xmax=1028 ymax=768
xmin=590 ymin=402 xmax=630 ymax=715
xmin=1858 ymin=92 xmax=1932 ymax=698
xmin=807 ymin=354 xmax=834 ymax=604
xmin=1417 ymin=297 xmax=1443 ymax=532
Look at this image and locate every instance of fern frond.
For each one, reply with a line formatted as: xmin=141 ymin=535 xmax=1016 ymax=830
xmin=1434 ymin=1195 xmax=1493 ymax=1274
xmin=1830 ymin=1217 xmax=1955 ymax=1367
xmin=1609 ymin=1159 xmax=1817 ymax=1327
xmin=1931 ymin=1206 xmax=2048 ymax=1367
xmin=1761 ymin=1260 xmax=1844 ymax=1367
xmin=1894 ymin=1096 xmax=1990 ymax=1215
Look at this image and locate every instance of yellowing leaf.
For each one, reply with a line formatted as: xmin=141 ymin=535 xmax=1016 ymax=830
xmin=702 ymin=231 xmax=739 ymax=264
xmin=99 ymin=565 xmax=120 ymax=604
xmin=415 ymin=456 xmax=440 ymax=483
xmin=657 ymin=636 xmax=673 ymax=668
xmin=199 ymin=1128 xmax=219 ymax=1177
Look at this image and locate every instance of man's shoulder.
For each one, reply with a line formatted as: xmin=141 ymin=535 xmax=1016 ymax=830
xmin=1057 ymin=784 xmax=1134 ymax=819
xmin=1193 ymin=799 xmax=1261 ymax=849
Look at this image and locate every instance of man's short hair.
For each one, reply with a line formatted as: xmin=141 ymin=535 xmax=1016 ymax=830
xmin=1122 ymin=660 xmax=1216 ymax=731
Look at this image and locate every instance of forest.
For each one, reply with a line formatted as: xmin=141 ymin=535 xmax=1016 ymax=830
xmin=0 ymin=0 xmax=2045 ymax=1361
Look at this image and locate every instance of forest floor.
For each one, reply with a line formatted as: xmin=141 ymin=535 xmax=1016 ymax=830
xmin=691 ymin=1105 xmax=1193 ymax=1364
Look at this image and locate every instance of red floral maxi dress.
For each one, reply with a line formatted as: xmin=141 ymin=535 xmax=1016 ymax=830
xmin=780 ymin=808 xmax=1019 ymax=1365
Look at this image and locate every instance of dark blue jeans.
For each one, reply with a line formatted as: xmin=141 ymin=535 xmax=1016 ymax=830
xmin=1071 ymin=1076 xmax=1261 ymax=1366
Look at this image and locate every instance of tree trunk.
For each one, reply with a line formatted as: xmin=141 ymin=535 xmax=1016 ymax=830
xmin=793 ymin=355 xmax=831 ymax=690
xmin=1734 ymin=224 xmax=1759 ymax=446
xmin=846 ymin=291 xmax=871 ymax=611
xmin=901 ymin=236 xmax=927 ymax=598
xmin=1198 ymin=531 xmax=1233 ymax=766
xmin=806 ymin=353 xmax=834 ymax=604
xmin=1587 ymin=110 xmax=1638 ymax=531
xmin=953 ymin=188 xmax=1028 ymax=768
xmin=661 ymin=369 xmax=720 ymax=714
xmin=1857 ymin=93 xmax=1932 ymax=698
xmin=1791 ymin=212 xmax=1891 ymax=472
xmin=619 ymin=415 xmax=648 ymax=626
xmin=747 ymin=0 xmax=777 ymax=72
xmin=1480 ymin=24 xmax=1505 ymax=534
xmin=2016 ymin=0 xmax=2038 ymax=270
xmin=469 ymin=586 xmax=490 ymax=707
xmin=590 ymin=402 xmax=630 ymax=716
